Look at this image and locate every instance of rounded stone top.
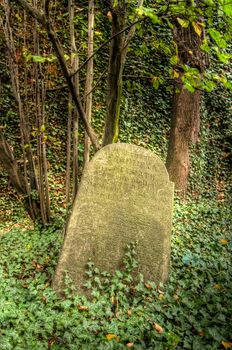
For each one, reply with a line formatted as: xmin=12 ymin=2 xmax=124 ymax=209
xmin=84 ymin=143 xmax=171 ymax=183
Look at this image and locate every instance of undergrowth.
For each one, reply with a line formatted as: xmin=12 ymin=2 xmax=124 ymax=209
xmin=0 ymin=198 xmax=231 ymax=350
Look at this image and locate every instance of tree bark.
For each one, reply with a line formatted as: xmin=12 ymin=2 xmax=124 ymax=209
xmin=84 ymin=0 xmax=95 ymax=165
xmin=166 ymin=76 xmax=202 ymax=193
xmin=2 ymin=0 xmax=41 ymax=220
xmin=166 ymin=16 xmax=209 ymax=195
xmin=102 ymin=0 xmax=143 ymax=146
xmin=16 ymin=0 xmax=100 ymax=151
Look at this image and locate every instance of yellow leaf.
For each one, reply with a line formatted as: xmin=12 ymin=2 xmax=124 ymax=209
xmin=188 ymin=50 xmax=193 ymax=55
xmin=213 ymin=284 xmax=223 ymax=289
xmin=192 ymin=22 xmax=203 ymax=36
xmin=177 ymin=17 xmax=189 ymax=28
xmin=40 ymin=124 xmax=46 ymax=133
xmin=173 ymin=293 xmax=179 ymax=300
xmin=107 ymin=11 xmax=112 ymax=20
xmin=219 ymin=239 xmax=229 ymax=245
xmin=153 ymin=323 xmax=164 ymax=334
xmin=106 ymin=333 xmax=117 ymax=341
xmin=222 ymin=341 xmax=232 ymax=349
xmin=173 ymin=70 xmax=179 ymax=78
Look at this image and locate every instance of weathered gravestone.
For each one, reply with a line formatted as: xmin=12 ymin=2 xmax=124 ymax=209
xmin=53 ymin=143 xmax=174 ymax=294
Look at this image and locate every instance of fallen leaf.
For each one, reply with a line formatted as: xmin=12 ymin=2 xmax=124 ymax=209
xmin=213 ymin=284 xmax=223 ymax=289
xmin=126 ymin=343 xmax=134 ymax=347
xmin=153 ymin=323 xmax=164 ymax=334
xmin=144 ymin=283 xmax=153 ymax=290
xmin=106 ymin=333 xmax=117 ymax=341
xmin=173 ymin=294 xmax=179 ymax=300
xmin=199 ymin=330 xmax=205 ymax=337
xmin=219 ymin=239 xmax=228 ymax=245
xmin=77 ymin=305 xmax=89 ymax=311
xmin=222 ymin=341 xmax=232 ymax=349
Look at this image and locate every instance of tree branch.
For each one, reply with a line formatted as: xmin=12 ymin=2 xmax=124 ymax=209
xmin=16 ymin=0 xmax=46 ymax=25
xmin=70 ymin=17 xmax=147 ymax=78
xmin=15 ymin=0 xmax=100 ymax=151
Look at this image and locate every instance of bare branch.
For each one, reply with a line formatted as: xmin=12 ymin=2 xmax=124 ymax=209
xmin=70 ymin=17 xmax=147 ymax=78
xmin=17 ymin=0 xmax=46 ymax=25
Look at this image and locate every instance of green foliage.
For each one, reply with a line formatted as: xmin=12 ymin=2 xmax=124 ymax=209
xmin=0 ymin=198 xmax=231 ymax=349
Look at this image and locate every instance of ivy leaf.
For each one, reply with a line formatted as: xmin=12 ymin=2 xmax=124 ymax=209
xmin=152 ymin=77 xmax=160 ymax=90
xmin=182 ymin=254 xmax=191 ymax=265
xmin=217 ymin=51 xmax=231 ymax=64
xmin=170 ymin=55 xmax=178 ymax=65
xmin=200 ymin=42 xmax=210 ymax=52
xmin=173 ymin=70 xmax=179 ymax=78
xmin=184 ymin=81 xmax=195 ymax=92
xmin=32 ymin=55 xmax=46 ymax=63
xmin=192 ymin=22 xmax=203 ymax=37
xmin=208 ymin=29 xmax=227 ymax=48
xmin=221 ymin=1 xmax=232 ymax=16
xmin=177 ymin=18 xmax=189 ymax=28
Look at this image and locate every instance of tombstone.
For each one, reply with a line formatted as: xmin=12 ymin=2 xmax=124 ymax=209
xmin=53 ymin=143 xmax=174 ymax=295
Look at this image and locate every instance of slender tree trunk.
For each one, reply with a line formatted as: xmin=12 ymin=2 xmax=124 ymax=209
xmin=16 ymin=0 xmax=100 ymax=151
xmin=84 ymin=0 xmax=94 ymax=165
xmin=66 ymin=0 xmax=80 ymax=204
xmin=33 ymin=0 xmax=50 ymax=224
xmin=72 ymin=54 xmax=79 ymax=201
xmin=2 ymin=0 xmax=41 ymax=220
xmin=166 ymin=16 xmax=209 ymax=195
xmin=102 ymin=0 xmax=143 ymax=146
xmin=102 ymin=2 xmax=126 ymax=146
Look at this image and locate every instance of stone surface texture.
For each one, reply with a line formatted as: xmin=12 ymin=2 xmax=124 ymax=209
xmin=53 ymin=143 xmax=174 ymax=294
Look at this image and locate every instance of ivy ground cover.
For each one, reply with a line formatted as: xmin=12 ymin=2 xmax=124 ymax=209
xmin=0 ymin=198 xmax=231 ymax=350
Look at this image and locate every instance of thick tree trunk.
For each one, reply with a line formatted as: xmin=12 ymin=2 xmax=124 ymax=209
xmin=166 ymin=77 xmax=201 ymax=193
xmin=166 ymin=16 xmax=209 ymax=195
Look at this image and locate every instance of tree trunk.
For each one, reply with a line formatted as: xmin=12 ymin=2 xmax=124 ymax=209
xmin=102 ymin=0 xmax=143 ymax=146
xmin=102 ymin=1 xmax=127 ymax=146
xmin=16 ymin=0 xmax=100 ymax=151
xmin=84 ymin=0 xmax=94 ymax=166
xmin=2 ymin=0 xmax=41 ymax=220
xmin=66 ymin=0 xmax=80 ymax=204
xmin=166 ymin=16 xmax=209 ymax=195
xmin=166 ymin=77 xmax=202 ymax=193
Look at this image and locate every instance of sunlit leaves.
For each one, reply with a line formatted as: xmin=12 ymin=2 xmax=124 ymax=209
xmin=177 ymin=17 xmax=189 ymax=28
xmin=222 ymin=341 xmax=232 ymax=349
xmin=221 ymin=0 xmax=232 ymax=16
xmin=208 ymin=28 xmax=227 ymax=48
xmin=136 ymin=6 xmax=161 ymax=24
xmin=192 ymin=21 xmax=204 ymax=36
xmin=170 ymin=55 xmax=178 ymax=65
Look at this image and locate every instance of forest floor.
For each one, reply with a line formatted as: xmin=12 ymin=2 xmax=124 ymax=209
xmin=0 ymin=189 xmax=231 ymax=349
